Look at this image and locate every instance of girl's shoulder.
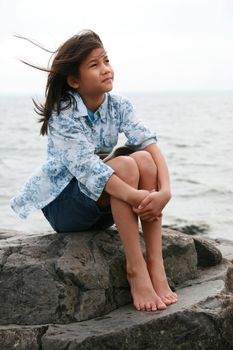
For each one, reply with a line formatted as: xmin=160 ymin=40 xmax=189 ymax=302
xmin=107 ymin=92 xmax=134 ymax=111
xmin=50 ymin=91 xmax=85 ymax=118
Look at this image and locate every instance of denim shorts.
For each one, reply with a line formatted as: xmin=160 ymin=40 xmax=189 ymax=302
xmin=41 ymin=177 xmax=114 ymax=233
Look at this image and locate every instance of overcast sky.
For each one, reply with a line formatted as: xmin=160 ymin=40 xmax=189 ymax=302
xmin=1 ymin=0 xmax=233 ymax=94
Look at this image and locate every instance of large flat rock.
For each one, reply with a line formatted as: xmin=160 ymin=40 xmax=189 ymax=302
xmin=41 ymin=279 xmax=227 ymax=350
xmin=1 ymin=271 xmax=233 ymax=350
xmin=0 ymin=228 xmax=232 ymax=349
xmin=0 ymin=228 xmax=198 ymax=325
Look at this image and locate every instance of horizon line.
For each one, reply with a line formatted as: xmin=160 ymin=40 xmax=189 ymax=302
xmin=1 ymin=88 xmax=233 ymax=97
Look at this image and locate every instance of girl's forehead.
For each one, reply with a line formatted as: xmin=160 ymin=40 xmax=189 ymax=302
xmin=86 ymin=48 xmax=107 ymax=63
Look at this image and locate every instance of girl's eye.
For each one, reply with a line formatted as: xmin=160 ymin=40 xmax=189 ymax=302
xmin=90 ymin=64 xmax=97 ymax=68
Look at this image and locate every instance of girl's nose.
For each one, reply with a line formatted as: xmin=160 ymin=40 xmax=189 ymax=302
xmin=101 ymin=63 xmax=111 ymax=75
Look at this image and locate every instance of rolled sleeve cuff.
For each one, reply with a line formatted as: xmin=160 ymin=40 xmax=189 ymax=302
xmin=78 ymin=165 xmax=115 ymax=201
xmin=125 ymin=136 xmax=158 ymax=151
xmin=138 ymin=136 xmax=158 ymax=149
xmin=10 ymin=197 xmax=29 ymax=219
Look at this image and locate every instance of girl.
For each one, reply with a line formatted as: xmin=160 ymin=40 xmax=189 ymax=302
xmin=10 ymin=29 xmax=178 ymax=312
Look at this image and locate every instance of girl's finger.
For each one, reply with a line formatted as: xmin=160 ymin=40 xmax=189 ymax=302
xmin=132 ymin=207 xmax=146 ymax=215
xmin=140 ymin=214 xmax=158 ymax=221
xmin=139 ymin=207 xmax=160 ymax=216
xmin=137 ymin=208 xmax=151 ymax=215
xmin=140 ymin=212 xmax=162 ymax=221
xmin=137 ymin=195 xmax=152 ymax=210
xmin=133 ymin=207 xmax=149 ymax=215
xmin=141 ymin=217 xmax=158 ymax=222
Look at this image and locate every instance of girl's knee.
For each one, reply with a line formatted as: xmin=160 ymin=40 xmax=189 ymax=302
xmin=130 ymin=151 xmax=157 ymax=174
xmin=107 ymin=156 xmax=139 ymax=185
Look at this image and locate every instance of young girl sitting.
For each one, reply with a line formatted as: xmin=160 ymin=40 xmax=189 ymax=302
xmin=10 ymin=29 xmax=178 ymax=312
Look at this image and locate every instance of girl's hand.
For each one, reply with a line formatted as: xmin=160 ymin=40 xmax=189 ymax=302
xmin=133 ymin=190 xmax=171 ymax=222
xmin=128 ymin=189 xmax=150 ymax=208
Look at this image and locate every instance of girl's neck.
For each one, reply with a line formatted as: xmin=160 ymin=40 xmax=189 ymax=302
xmin=79 ymin=92 xmax=106 ymax=113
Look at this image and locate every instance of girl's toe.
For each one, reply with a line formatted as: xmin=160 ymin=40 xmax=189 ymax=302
xmin=139 ymin=303 xmax=146 ymax=311
xmin=162 ymin=296 xmax=172 ymax=305
xmin=157 ymin=300 xmax=167 ymax=310
xmin=135 ymin=303 xmax=141 ymax=311
xmin=151 ymin=303 xmax=157 ymax=311
xmin=170 ymin=294 xmax=178 ymax=302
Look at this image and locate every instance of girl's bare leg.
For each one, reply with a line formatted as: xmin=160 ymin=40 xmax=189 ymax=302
xmin=130 ymin=151 xmax=178 ymax=305
xmin=98 ymin=156 xmax=167 ymax=312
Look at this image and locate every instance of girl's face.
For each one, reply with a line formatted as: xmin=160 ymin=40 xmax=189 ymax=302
xmin=73 ymin=47 xmax=114 ymax=97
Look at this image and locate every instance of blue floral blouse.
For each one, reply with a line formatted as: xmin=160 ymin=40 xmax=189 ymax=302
xmin=10 ymin=91 xmax=157 ymax=219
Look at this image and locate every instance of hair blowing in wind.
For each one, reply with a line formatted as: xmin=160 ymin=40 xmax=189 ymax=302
xmin=15 ymin=30 xmax=104 ymax=135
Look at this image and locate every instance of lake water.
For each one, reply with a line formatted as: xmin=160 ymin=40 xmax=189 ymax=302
xmin=1 ymin=91 xmax=233 ymax=240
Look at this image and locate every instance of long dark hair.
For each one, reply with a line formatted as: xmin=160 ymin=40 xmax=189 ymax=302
xmin=16 ymin=30 xmax=104 ymax=135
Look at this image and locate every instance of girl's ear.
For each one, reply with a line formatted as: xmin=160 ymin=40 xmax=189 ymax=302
xmin=67 ymin=75 xmax=79 ymax=89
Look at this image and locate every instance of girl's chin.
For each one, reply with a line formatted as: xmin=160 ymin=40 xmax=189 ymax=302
xmin=85 ymin=84 xmax=114 ymax=95
xmin=103 ymin=84 xmax=113 ymax=93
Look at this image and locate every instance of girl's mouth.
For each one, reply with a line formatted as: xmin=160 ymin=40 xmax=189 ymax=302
xmin=102 ymin=77 xmax=113 ymax=83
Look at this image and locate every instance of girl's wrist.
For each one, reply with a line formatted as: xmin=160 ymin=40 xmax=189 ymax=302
xmin=159 ymin=189 xmax=172 ymax=201
xmin=127 ymin=189 xmax=150 ymax=207
xmin=126 ymin=188 xmax=138 ymax=206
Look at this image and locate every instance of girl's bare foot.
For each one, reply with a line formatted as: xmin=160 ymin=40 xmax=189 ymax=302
xmin=146 ymin=258 xmax=178 ymax=306
xmin=126 ymin=261 xmax=167 ymax=312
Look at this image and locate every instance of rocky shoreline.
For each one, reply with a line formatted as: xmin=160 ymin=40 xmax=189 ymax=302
xmin=0 ymin=227 xmax=232 ymax=349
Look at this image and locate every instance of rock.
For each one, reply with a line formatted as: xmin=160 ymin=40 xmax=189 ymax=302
xmin=163 ymin=223 xmax=210 ymax=235
xmin=193 ymin=236 xmax=222 ymax=267
xmin=162 ymin=229 xmax=198 ymax=284
xmin=221 ymin=294 xmax=233 ymax=346
xmin=0 ymin=227 xmax=232 ymax=349
xmin=0 ymin=325 xmax=48 ymax=350
xmin=211 ymin=238 xmax=233 ymax=262
xmin=40 ymin=281 xmax=233 ymax=350
xmin=225 ymin=266 xmax=233 ymax=293
xmin=0 ymin=229 xmax=25 ymax=240
xmin=1 ymin=280 xmax=233 ymax=349
xmin=0 ymin=228 xmax=198 ymax=325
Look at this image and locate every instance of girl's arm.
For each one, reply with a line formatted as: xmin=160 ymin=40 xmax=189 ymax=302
xmin=118 ymin=97 xmax=171 ymax=218
xmin=144 ymin=143 xmax=171 ymax=196
xmin=104 ymin=143 xmax=171 ymax=216
xmin=133 ymin=143 xmax=172 ymax=220
xmin=104 ymin=173 xmax=150 ymax=207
